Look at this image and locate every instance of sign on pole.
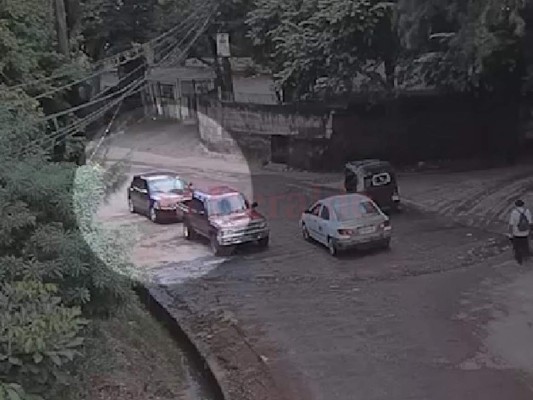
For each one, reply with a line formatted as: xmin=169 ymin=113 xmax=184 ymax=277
xmin=216 ymin=33 xmax=230 ymax=57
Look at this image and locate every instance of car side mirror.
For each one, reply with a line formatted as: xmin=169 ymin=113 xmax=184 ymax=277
xmin=304 ymin=209 xmax=311 ymax=214
xmin=251 ymin=201 xmax=258 ymax=208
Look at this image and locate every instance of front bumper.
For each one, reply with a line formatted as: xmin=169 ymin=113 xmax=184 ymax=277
xmin=334 ymin=230 xmax=391 ymax=250
xmin=154 ymin=205 xmax=184 ymax=219
xmin=218 ymin=228 xmax=269 ymax=246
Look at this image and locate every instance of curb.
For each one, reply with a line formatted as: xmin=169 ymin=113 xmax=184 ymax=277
xmin=134 ymin=284 xmax=228 ymax=400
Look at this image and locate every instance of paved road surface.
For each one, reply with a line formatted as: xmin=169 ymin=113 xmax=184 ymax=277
xmin=94 ymin=121 xmax=533 ymax=400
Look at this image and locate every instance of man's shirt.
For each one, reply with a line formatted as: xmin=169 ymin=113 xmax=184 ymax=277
xmin=509 ymin=207 xmax=532 ymax=237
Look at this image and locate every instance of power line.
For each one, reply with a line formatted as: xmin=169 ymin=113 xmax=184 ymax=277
xmin=12 ymin=15 xmax=198 ymax=106
xmin=0 ymin=2 xmax=208 ymax=93
xmin=18 ymin=3 xmax=217 ymax=157
xmin=35 ymin=10 xmax=209 ymax=124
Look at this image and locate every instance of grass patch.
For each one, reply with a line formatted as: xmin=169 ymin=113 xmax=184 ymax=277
xmin=59 ymin=297 xmax=190 ymax=400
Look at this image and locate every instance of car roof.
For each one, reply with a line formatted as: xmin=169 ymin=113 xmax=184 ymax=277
xmin=135 ymin=171 xmax=183 ymax=181
xmin=320 ymin=193 xmax=370 ymax=208
xmin=193 ymin=185 xmax=241 ymax=199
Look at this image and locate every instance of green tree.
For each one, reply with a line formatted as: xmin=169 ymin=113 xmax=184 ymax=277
xmin=246 ymin=0 xmax=399 ymax=101
xmin=396 ymin=0 xmax=527 ymax=95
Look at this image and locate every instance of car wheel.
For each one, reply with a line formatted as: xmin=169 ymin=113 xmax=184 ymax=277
xmin=149 ymin=207 xmax=159 ymax=223
xmin=327 ymin=237 xmax=338 ymax=257
xmin=301 ymin=224 xmax=311 ymax=241
xmin=210 ymin=234 xmax=233 ymax=257
xmin=258 ymin=236 xmax=269 ymax=249
xmin=128 ymin=197 xmax=136 ymax=213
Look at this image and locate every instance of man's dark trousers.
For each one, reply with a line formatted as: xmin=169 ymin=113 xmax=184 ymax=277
xmin=512 ymin=236 xmax=530 ymax=264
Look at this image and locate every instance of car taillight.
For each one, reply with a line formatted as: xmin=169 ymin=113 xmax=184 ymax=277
xmin=338 ymin=229 xmax=354 ymax=236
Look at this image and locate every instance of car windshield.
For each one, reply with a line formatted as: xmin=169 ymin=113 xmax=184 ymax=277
xmin=207 ymin=194 xmax=248 ymax=216
xmin=148 ymin=177 xmax=185 ymax=193
xmin=334 ymin=200 xmax=380 ymax=221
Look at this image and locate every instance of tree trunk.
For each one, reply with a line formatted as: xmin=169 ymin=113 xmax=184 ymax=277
xmin=66 ymin=0 xmax=81 ymax=44
xmin=54 ymin=0 xmax=69 ymax=57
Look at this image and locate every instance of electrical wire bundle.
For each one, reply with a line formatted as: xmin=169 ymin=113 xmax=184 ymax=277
xmin=7 ymin=0 xmax=219 ymax=159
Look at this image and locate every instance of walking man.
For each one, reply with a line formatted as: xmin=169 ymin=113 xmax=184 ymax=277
xmin=508 ymin=199 xmax=532 ymax=264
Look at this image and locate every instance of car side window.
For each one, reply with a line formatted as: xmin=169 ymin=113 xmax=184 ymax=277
xmin=132 ymin=177 xmax=141 ymax=189
xmin=136 ymin=179 xmax=145 ymax=190
xmin=190 ymin=198 xmax=205 ymax=213
xmin=311 ymin=204 xmax=321 ymax=216
xmin=320 ymin=205 xmax=330 ymax=220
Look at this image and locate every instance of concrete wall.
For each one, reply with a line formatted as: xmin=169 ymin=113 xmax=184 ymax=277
xmin=196 ymin=98 xmax=333 ymax=165
xmin=197 ymin=94 xmax=528 ymax=171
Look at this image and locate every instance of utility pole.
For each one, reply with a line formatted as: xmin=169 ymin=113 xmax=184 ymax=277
xmin=54 ymin=0 xmax=69 ymax=57
xmin=216 ymin=32 xmax=234 ymax=101
xmin=53 ymin=0 xmax=69 ymax=162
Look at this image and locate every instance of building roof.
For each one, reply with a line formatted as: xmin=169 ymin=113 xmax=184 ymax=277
xmin=146 ymin=66 xmax=216 ymax=84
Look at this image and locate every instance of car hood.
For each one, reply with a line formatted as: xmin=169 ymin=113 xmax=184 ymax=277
xmin=210 ymin=209 xmax=266 ymax=229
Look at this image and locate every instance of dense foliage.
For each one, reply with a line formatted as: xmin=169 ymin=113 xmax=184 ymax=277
xmin=0 ymin=3 xmax=134 ymax=391
xmin=243 ymin=0 xmax=533 ymax=101
xmin=247 ymin=0 xmax=398 ymax=100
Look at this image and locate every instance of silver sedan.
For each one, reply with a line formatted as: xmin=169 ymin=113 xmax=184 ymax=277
xmin=299 ymin=193 xmax=392 ymax=256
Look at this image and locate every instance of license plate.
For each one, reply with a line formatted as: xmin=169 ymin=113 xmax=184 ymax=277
xmin=359 ymin=226 xmax=376 ymax=234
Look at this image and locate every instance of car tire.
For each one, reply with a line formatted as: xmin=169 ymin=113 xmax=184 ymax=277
xmin=302 ymin=224 xmax=311 ymax=242
xmin=210 ymin=234 xmax=233 ymax=257
xmin=258 ymin=236 xmax=269 ymax=249
xmin=327 ymin=237 xmax=338 ymax=257
xmin=149 ymin=206 xmax=159 ymax=223
xmin=128 ymin=197 xmax=136 ymax=214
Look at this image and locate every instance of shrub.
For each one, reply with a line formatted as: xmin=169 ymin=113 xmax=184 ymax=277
xmin=0 ymin=280 xmax=87 ymax=394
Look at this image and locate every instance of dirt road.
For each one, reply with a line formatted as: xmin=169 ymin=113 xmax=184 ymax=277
xmin=94 ymin=120 xmax=533 ymax=400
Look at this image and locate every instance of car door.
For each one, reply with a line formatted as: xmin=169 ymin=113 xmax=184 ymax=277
xmin=129 ymin=177 xmax=143 ymax=211
xmin=316 ymin=204 xmax=331 ymax=245
xmin=137 ymin=178 xmax=151 ymax=215
xmin=306 ymin=202 xmax=322 ymax=240
xmin=189 ymin=198 xmax=209 ymax=237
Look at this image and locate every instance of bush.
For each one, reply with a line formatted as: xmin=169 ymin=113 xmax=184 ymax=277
xmin=0 ymin=280 xmax=87 ymax=395
xmin=0 ymin=382 xmax=42 ymax=400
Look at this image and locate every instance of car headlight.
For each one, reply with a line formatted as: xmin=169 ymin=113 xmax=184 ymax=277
xmin=219 ymin=229 xmax=233 ymax=238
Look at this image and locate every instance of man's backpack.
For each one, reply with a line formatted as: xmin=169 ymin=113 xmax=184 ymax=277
xmin=517 ymin=210 xmax=530 ymax=232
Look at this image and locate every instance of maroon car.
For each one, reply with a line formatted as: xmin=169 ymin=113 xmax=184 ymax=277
xmin=179 ymin=186 xmax=270 ymax=256
xmin=127 ymin=171 xmax=193 ymax=223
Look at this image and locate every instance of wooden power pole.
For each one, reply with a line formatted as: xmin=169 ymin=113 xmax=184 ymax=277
xmin=54 ymin=0 xmax=69 ymax=57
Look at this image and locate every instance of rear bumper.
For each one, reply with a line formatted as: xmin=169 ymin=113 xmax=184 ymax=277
xmin=335 ymin=231 xmax=391 ymax=249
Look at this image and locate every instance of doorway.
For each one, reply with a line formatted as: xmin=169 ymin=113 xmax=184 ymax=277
xmin=271 ymin=135 xmax=290 ymax=164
